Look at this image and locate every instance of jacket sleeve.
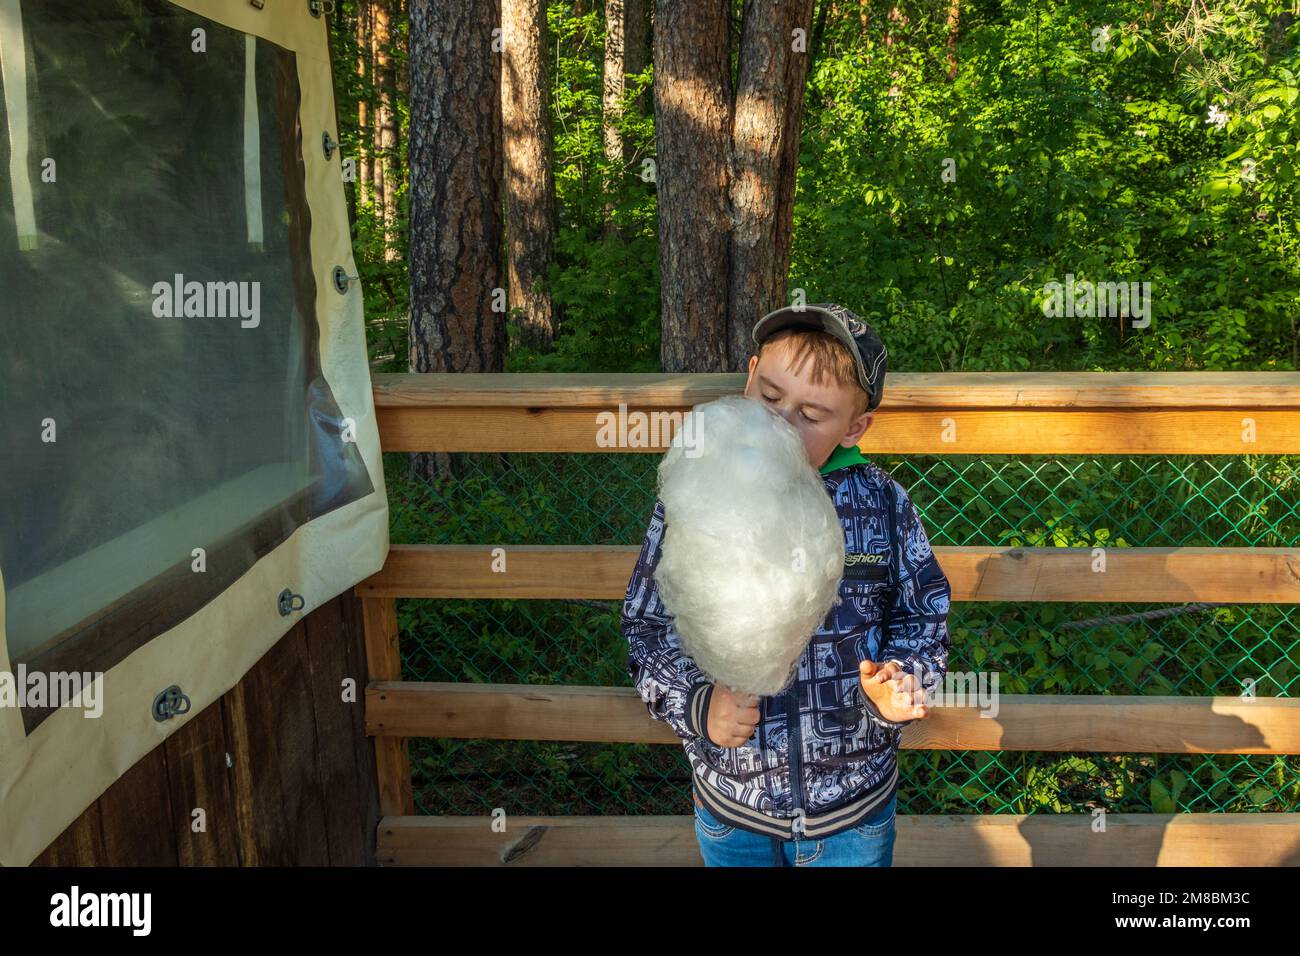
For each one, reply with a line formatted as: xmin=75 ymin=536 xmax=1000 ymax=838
xmin=620 ymin=498 xmax=716 ymax=743
xmin=858 ymin=479 xmax=953 ymax=731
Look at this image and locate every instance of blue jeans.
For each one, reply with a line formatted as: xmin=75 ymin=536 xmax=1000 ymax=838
xmin=693 ymin=788 xmax=898 ymax=867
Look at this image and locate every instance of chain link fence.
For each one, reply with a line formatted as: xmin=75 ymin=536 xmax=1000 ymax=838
xmin=383 ymin=450 xmax=1300 ymax=818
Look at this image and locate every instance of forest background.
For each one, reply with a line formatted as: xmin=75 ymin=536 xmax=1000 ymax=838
xmin=336 ymin=0 xmax=1298 ymax=376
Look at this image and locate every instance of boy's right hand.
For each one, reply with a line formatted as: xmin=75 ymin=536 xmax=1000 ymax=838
xmin=706 ymin=684 xmax=760 ymax=747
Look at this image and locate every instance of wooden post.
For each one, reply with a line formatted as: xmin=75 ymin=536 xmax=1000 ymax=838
xmin=362 ymin=596 xmax=414 ymax=817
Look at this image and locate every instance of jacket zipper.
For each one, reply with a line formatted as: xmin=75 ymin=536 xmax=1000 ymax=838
xmin=786 ymin=684 xmax=804 ymax=822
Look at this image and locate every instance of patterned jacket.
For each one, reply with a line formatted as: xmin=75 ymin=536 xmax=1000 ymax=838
xmin=620 ymin=443 xmax=952 ymax=839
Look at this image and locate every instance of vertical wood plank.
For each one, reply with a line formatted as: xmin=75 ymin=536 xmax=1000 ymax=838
xmin=97 ymin=744 xmax=179 ymax=865
xmin=222 ymin=620 xmax=331 ymax=865
xmin=362 ymin=596 xmax=414 ymax=817
xmin=163 ymin=699 xmax=242 ymax=866
xmin=303 ymin=593 xmax=378 ymax=865
xmin=343 ymin=590 xmax=383 ymax=863
xmin=222 ymin=671 xmax=262 ymax=867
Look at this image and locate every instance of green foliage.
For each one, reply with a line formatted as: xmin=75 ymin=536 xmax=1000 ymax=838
xmin=328 ymin=3 xmax=409 ymax=371
xmin=793 ymin=0 xmax=1300 ymax=372
xmin=511 ymin=218 xmax=661 ymax=372
xmin=330 ymin=1 xmax=1298 ymax=374
xmin=507 ymin=5 xmax=662 ymax=371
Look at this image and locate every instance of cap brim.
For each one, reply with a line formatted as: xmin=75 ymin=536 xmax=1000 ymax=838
xmin=751 ymin=305 xmax=843 ymax=346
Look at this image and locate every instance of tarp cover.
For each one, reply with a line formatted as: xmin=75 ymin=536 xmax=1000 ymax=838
xmin=0 ymin=0 xmax=389 ymax=865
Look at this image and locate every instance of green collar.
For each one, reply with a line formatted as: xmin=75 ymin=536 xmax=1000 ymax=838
xmin=818 ymin=443 xmax=869 ymax=474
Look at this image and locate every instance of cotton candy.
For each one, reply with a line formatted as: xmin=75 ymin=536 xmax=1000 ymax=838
xmin=653 ymin=395 xmax=846 ymax=698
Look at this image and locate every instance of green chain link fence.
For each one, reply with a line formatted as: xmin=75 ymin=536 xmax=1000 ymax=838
xmin=382 ymin=450 xmax=1300 ymax=818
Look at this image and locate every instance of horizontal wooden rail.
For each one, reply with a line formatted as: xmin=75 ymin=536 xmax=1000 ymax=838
xmin=357 ymin=543 xmax=1300 ymax=603
xmin=374 ymin=371 xmax=1300 ymax=408
xmin=377 ymin=408 xmax=1300 ymax=455
xmin=372 ymin=372 xmax=1300 ymax=454
xmin=377 ymin=813 xmax=1300 ymax=866
xmin=365 ymin=682 xmax=1300 ymax=754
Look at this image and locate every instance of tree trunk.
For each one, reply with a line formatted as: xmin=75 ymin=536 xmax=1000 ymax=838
xmin=356 ymin=1 xmax=371 ymax=205
xmin=886 ymin=3 xmax=900 ymax=46
xmin=811 ymin=0 xmax=830 ymax=66
xmin=653 ymin=0 xmax=732 ymax=372
xmin=502 ymin=0 xmax=558 ymax=350
xmin=603 ymin=0 xmax=648 ymax=167
xmin=885 ymin=4 xmax=905 ymax=97
xmin=654 ymin=0 xmax=815 ymax=373
xmin=408 ymin=0 xmax=505 ymax=480
xmin=602 ymin=0 xmax=649 ymax=232
xmin=370 ymin=4 xmax=386 ymax=227
xmin=627 ymin=0 xmax=650 ymax=115
xmin=726 ymin=0 xmax=816 ymax=369
xmin=945 ymin=0 xmax=960 ymax=81
xmin=394 ymin=0 xmax=409 ymax=207
xmin=371 ymin=56 xmax=385 ymax=218
xmin=374 ymin=0 xmax=399 ymax=259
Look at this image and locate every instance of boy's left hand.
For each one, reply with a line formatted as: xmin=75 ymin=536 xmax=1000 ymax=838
xmin=859 ymin=659 xmax=930 ymax=723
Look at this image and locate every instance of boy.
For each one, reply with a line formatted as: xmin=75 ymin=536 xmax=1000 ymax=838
xmin=620 ymin=302 xmax=952 ymax=867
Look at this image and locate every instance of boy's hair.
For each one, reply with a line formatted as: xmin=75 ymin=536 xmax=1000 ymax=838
xmin=757 ymin=328 xmax=872 ymax=418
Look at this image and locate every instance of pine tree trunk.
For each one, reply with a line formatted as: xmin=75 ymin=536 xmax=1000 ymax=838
xmin=357 ymin=1 xmax=372 ymax=205
xmin=946 ymin=0 xmax=960 ymax=81
xmin=654 ymin=0 xmax=816 ymax=373
xmin=602 ymin=0 xmax=648 ymax=233
xmin=603 ymin=0 xmax=648 ymax=167
xmin=394 ymin=0 xmax=410 ymax=206
xmin=653 ymin=0 xmax=732 ymax=373
xmin=501 ymin=0 xmax=557 ymax=351
xmin=726 ymin=0 xmax=816 ymax=369
xmin=811 ymin=0 xmax=831 ymax=65
xmin=374 ymin=0 xmax=400 ymax=260
xmin=371 ymin=2 xmax=386 ymax=239
xmin=408 ymin=0 xmax=504 ymax=478
xmin=885 ymin=3 xmax=905 ymax=96
xmin=408 ymin=0 xmax=505 ymax=373
xmin=626 ymin=0 xmax=650 ymax=115
xmin=603 ymin=0 xmax=628 ymax=175
xmin=408 ymin=0 xmax=505 ymax=481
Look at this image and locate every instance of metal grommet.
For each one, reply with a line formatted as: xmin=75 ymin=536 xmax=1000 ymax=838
xmin=278 ymin=588 xmax=306 ymax=616
xmin=322 ymin=130 xmax=338 ymax=160
xmin=152 ymin=685 xmax=192 ymax=722
xmin=332 ymin=265 xmax=357 ymax=295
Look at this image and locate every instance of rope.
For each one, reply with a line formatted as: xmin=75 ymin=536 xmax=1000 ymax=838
xmin=1055 ymin=602 xmax=1228 ymax=632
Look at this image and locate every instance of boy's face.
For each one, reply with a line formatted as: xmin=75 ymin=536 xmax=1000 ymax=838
xmin=742 ymin=336 xmax=873 ymax=469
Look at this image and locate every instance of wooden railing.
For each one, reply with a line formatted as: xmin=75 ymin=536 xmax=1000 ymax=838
xmin=359 ymin=372 xmax=1300 ymax=866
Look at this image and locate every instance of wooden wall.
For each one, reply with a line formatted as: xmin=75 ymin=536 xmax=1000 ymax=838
xmin=32 ymin=591 xmax=380 ymax=866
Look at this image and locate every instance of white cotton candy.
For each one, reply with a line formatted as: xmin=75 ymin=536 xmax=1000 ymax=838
xmin=653 ymin=395 xmax=846 ymax=698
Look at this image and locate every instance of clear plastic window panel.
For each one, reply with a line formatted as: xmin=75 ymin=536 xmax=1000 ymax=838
xmin=0 ymin=0 xmax=372 ymax=717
